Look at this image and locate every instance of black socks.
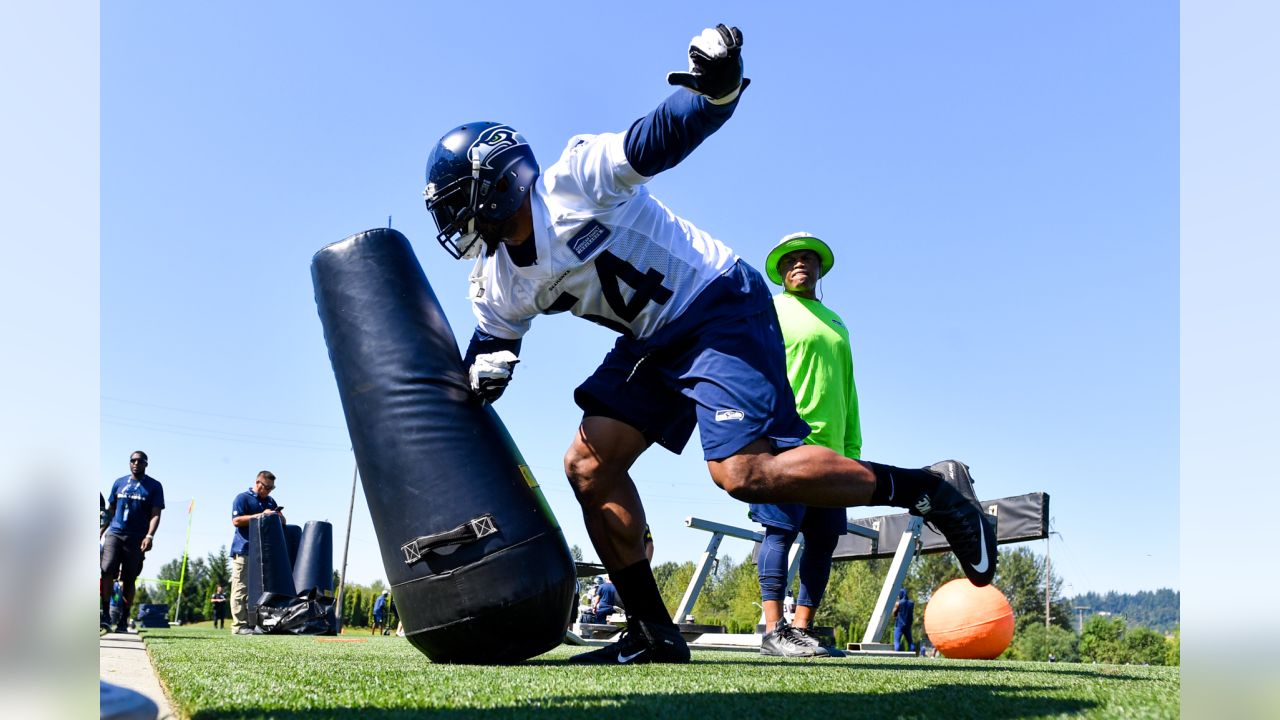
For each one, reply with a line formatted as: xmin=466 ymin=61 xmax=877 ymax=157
xmin=865 ymin=461 xmax=941 ymax=508
xmin=610 ymin=559 xmax=674 ymax=626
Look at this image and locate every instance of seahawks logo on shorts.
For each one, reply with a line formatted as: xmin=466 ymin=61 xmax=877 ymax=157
xmin=715 ymin=409 xmax=745 ymax=422
xmin=469 ymin=125 xmax=525 ymax=170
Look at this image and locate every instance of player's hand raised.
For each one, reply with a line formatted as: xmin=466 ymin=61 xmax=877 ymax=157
xmin=469 ymin=350 xmax=520 ymax=404
xmin=667 ymin=24 xmax=749 ymax=104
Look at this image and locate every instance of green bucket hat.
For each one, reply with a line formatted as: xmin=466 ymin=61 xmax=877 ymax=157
xmin=765 ymin=232 xmax=834 ymax=286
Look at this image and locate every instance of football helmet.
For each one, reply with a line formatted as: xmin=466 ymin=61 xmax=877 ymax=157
xmin=423 ymin=122 xmax=540 ymax=259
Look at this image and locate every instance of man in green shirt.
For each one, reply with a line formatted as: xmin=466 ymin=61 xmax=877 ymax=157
xmin=752 ymin=232 xmax=859 ymax=658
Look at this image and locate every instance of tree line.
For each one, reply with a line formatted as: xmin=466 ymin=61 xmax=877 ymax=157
xmin=1067 ymin=588 xmax=1179 ymax=634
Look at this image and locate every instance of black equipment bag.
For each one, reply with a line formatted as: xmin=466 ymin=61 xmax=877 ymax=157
xmin=311 ymin=228 xmax=576 ymax=663
xmin=255 ymin=590 xmax=337 ymax=635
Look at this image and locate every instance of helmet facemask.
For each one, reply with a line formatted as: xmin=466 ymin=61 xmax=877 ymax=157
xmin=424 ymin=176 xmax=484 ymax=259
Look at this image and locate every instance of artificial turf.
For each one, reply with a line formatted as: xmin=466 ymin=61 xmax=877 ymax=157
xmin=141 ymin=626 xmax=1178 ymax=720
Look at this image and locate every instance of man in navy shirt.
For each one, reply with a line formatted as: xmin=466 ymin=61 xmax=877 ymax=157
xmin=372 ymin=590 xmax=389 ymax=635
xmin=581 ymin=576 xmax=620 ymax=624
xmin=892 ymin=588 xmax=916 ymax=652
xmin=228 ymin=470 xmax=283 ymax=635
xmin=100 ymin=451 xmax=164 ymax=633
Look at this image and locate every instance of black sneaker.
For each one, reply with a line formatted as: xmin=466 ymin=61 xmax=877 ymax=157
xmin=791 ymin=625 xmax=844 ymax=658
xmin=760 ymin=619 xmax=827 ymax=657
xmin=913 ymin=460 xmax=997 ymax=586
xmin=569 ymin=617 xmax=690 ymax=665
xmin=114 ymin=623 xmax=129 ymax=634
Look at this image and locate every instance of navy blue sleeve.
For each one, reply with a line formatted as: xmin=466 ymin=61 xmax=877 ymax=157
xmin=231 ymin=492 xmax=249 ymax=517
xmin=623 ymin=89 xmax=742 ymax=178
xmin=462 ymin=328 xmax=522 ymax=366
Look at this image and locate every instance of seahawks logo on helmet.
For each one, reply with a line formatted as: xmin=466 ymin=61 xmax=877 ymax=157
xmin=468 ymin=126 xmax=525 ymax=170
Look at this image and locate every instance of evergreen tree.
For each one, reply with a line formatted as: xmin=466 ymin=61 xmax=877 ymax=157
xmin=656 ymin=561 xmax=694 ymax=620
xmin=202 ymin=546 xmax=231 ymax=619
xmin=157 ymin=556 xmax=210 ymax=624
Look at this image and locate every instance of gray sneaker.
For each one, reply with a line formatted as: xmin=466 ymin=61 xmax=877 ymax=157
xmin=760 ymin=619 xmax=828 ymax=657
xmin=234 ymin=626 xmax=255 ymax=635
xmin=791 ymin=625 xmax=844 ymax=658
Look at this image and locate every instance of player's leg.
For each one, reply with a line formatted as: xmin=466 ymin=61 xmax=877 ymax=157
xmin=792 ymin=526 xmax=838 ymax=631
xmin=756 ymin=525 xmax=796 ymax=634
xmin=709 ymin=451 xmax=996 ymax=585
xmin=230 ymin=555 xmax=250 ymax=633
xmin=100 ymin=536 xmax=122 ymax=628
xmin=565 ymin=343 xmax=695 ymax=665
xmin=117 ymin=543 xmax=144 ymax=632
xmin=563 ymin=416 xmax=689 ymax=664
xmin=757 ymin=525 xmax=823 ymax=657
xmin=789 ymin=520 xmax=844 ymax=656
xmin=564 ymin=416 xmax=650 ymax=571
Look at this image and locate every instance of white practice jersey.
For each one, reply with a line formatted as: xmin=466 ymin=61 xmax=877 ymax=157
xmin=469 ymin=132 xmax=738 ymax=341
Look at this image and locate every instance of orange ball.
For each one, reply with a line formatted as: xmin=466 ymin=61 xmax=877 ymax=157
xmin=923 ymin=579 xmax=1015 ymax=659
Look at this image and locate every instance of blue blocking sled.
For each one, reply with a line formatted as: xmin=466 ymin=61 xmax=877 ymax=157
xmin=311 ymin=228 xmax=577 ymax=663
xmin=246 ymin=513 xmax=297 ymax=615
xmin=292 ymin=520 xmax=334 ymax=594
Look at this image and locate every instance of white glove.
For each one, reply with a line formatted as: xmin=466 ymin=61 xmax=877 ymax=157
xmin=468 ymin=351 xmax=520 ymax=403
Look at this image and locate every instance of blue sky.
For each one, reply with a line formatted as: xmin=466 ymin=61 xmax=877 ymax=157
xmin=100 ymin=2 xmax=1177 ymax=595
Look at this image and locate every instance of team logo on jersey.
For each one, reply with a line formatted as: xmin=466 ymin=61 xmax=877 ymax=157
xmin=469 ymin=125 xmax=525 ymax=170
xmin=568 ymin=220 xmax=611 ymax=261
xmin=715 ymin=409 xmax=745 ymax=422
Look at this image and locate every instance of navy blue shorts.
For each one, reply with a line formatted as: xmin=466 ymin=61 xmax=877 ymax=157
xmin=575 ymin=260 xmax=810 ymax=460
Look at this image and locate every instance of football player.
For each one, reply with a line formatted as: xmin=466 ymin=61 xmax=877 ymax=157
xmin=424 ymin=23 xmax=995 ymax=664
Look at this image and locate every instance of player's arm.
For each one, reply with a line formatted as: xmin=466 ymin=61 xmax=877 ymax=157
xmin=141 ymin=507 xmax=161 ymax=552
xmin=463 ymin=328 xmax=523 ymax=404
xmin=624 ymin=24 xmax=748 ymax=178
xmin=101 ymin=490 xmax=117 ymax=538
xmin=231 ymin=495 xmax=275 ymax=528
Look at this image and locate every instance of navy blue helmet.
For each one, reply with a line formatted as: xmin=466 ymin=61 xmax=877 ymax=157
xmin=423 ymin=122 xmax=540 ymax=259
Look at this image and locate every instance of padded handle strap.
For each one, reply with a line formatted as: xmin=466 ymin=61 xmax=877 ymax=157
xmin=400 ymin=514 xmax=499 ymax=566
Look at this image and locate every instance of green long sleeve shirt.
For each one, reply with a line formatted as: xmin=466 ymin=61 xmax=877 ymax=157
xmin=773 ymin=292 xmax=861 ymax=459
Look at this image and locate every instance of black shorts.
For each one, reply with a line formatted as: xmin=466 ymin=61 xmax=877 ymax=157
xmin=101 ymin=532 xmax=145 ymax=582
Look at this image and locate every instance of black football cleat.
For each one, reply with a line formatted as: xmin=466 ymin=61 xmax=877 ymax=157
xmin=569 ymin=617 xmax=690 ymax=665
xmin=912 ymin=460 xmax=997 ymax=586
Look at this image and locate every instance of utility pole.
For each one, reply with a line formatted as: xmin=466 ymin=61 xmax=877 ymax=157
xmin=1045 ymin=534 xmax=1051 ymax=632
xmin=1073 ymin=605 xmax=1091 ymax=634
xmin=1044 ymin=527 xmax=1061 ymax=632
xmin=334 ymin=459 xmax=359 ymax=633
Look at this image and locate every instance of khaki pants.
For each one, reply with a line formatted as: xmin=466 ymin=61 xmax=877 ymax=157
xmin=230 ymin=554 xmax=249 ymax=630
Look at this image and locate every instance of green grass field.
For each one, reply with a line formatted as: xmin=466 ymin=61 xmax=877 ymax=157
xmin=142 ymin=627 xmax=1178 ymax=720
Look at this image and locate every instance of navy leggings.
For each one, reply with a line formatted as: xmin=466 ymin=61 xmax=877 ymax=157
xmin=757 ymin=526 xmax=840 ymax=607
